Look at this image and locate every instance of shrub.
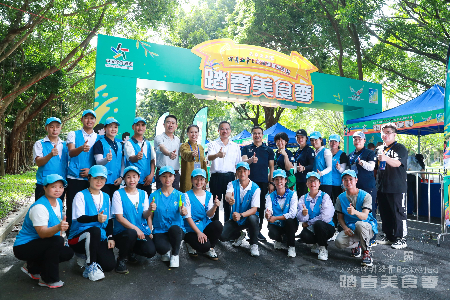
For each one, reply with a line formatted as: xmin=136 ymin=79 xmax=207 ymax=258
xmin=0 ymin=169 xmax=36 ymax=219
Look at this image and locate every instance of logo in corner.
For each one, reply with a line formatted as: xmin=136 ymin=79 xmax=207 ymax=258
xmin=106 ymin=43 xmax=133 ymax=70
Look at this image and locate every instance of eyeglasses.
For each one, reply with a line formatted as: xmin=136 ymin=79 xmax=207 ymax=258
xmin=382 ymin=131 xmax=395 ymax=135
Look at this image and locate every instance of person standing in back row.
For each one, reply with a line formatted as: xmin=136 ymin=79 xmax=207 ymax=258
xmin=154 ymin=115 xmax=181 ymax=190
xmin=294 ymin=129 xmax=315 ymax=198
xmin=208 ymin=121 xmax=241 ymax=222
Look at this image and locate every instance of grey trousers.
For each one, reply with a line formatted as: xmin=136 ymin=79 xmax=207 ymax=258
xmin=335 ymin=221 xmax=374 ymax=251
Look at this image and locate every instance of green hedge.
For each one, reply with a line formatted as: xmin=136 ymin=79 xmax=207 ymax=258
xmin=0 ymin=168 xmax=36 ymax=219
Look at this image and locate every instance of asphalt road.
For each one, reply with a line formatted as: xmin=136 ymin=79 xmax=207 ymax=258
xmin=1 ymin=210 xmax=449 ymax=300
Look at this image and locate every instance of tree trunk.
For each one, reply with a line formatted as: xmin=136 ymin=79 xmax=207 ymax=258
xmin=0 ymin=115 xmax=5 ymax=177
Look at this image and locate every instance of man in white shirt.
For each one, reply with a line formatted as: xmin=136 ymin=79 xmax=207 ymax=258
xmin=153 ymin=115 xmax=181 ymax=190
xmin=207 ymin=121 xmax=241 ymax=222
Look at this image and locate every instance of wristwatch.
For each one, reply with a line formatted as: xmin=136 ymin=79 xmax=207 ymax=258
xmin=240 ymin=213 xmax=244 ymax=219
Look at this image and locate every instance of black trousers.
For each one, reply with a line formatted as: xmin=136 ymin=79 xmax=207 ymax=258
xmin=296 ymin=181 xmax=308 ymax=199
xmin=331 ymin=185 xmax=343 ymax=227
xmin=66 ymin=179 xmax=90 ymax=227
xmin=155 ymin=171 xmax=180 ymax=190
xmin=35 ymin=184 xmax=66 ymax=202
xmin=184 ymin=220 xmax=223 ymax=252
xmin=114 ymin=229 xmax=156 ymax=260
xmin=268 ymin=219 xmax=299 ymax=247
xmin=136 ymin=183 xmax=152 ymax=197
xmin=378 ymin=192 xmax=407 ymax=241
xmin=153 ymin=225 xmax=185 ymax=256
xmin=319 ymin=184 xmax=332 ymax=197
xmin=254 ymin=181 xmax=268 ymax=230
xmin=101 ymin=184 xmax=120 ymax=201
xmin=299 ymin=220 xmax=335 ymax=249
xmin=14 ymin=236 xmax=74 ymax=283
xmin=68 ymin=227 xmax=115 ymax=272
xmin=210 ymin=172 xmax=235 ymax=222
xmin=221 ymin=214 xmax=259 ymax=245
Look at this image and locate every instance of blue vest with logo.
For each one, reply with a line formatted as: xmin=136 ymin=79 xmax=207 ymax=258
xmin=36 ymin=140 xmax=68 ymax=185
xmin=100 ymin=138 xmax=123 ymax=185
xmin=331 ymin=149 xmax=343 ymax=186
xmin=14 ymin=196 xmax=63 ymax=246
xmin=313 ymin=148 xmax=332 ymax=185
xmin=68 ymin=189 xmax=110 ymax=241
xmin=231 ymin=180 xmax=259 ymax=226
xmin=113 ymin=189 xmax=151 ymax=236
xmin=269 ymin=190 xmax=294 ymax=227
xmin=184 ymin=190 xmax=212 ymax=233
xmin=68 ymin=130 xmax=102 ymax=180
xmin=337 ymin=190 xmax=378 ymax=234
xmin=151 ymin=189 xmax=186 ymax=234
xmin=305 ymin=191 xmax=334 ymax=226
xmin=125 ymin=139 xmax=152 ymax=184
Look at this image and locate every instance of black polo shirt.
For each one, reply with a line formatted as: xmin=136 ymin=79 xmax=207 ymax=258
xmin=348 ymin=147 xmax=376 ymax=190
xmin=274 ymin=149 xmax=295 ymax=172
xmin=241 ymin=142 xmax=275 ymax=183
xmin=376 ymin=142 xmax=408 ymax=193
xmin=294 ymin=146 xmax=315 ymax=182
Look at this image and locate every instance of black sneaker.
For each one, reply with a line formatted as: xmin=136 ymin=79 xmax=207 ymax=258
xmin=258 ymin=233 xmax=266 ymax=241
xmin=351 ymin=244 xmax=361 ymax=258
xmin=115 ymin=258 xmax=129 ymax=274
xmin=377 ymin=235 xmax=393 ymax=245
xmin=361 ymin=250 xmax=373 ymax=266
xmin=128 ymin=253 xmax=138 ymax=264
xmin=391 ymin=238 xmax=407 ymax=249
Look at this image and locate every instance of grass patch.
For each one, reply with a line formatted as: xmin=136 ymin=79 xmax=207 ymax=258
xmin=0 ymin=168 xmax=36 ymax=219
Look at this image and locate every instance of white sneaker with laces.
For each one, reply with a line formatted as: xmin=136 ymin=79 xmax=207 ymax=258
xmin=161 ymin=250 xmax=171 ymax=262
xmin=328 ymin=230 xmax=339 ymax=242
xmin=206 ymin=248 xmax=218 ymax=260
xmin=186 ymin=243 xmax=197 ymax=256
xmin=250 ymin=244 xmax=260 ymax=257
xmin=391 ymin=238 xmax=407 ymax=249
xmin=287 ymin=246 xmax=296 ymax=258
xmin=83 ymin=262 xmax=105 ymax=281
xmin=232 ymin=231 xmax=246 ymax=247
xmin=274 ymin=241 xmax=286 ymax=250
xmin=310 ymin=243 xmax=320 ymax=254
xmin=38 ymin=279 xmax=64 ymax=288
xmin=170 ymin=255 xmax=179 ymax=268
xmin=317 ymin=246 xmax=328 ymax=261
xmin=21 ymin=263 xmax=40 ymax=280
xmin=76 ymin=254 xmax=87 ymax=268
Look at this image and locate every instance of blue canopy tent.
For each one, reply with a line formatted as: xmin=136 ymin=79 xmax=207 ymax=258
xmin=264 ymin=123 xmax=298 ymax=148
xmin=231 ymin=130 xmax=252 ymax=141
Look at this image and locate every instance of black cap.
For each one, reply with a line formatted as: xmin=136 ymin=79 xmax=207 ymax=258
xmin=296 ymin=129 xmax=307 ymax=137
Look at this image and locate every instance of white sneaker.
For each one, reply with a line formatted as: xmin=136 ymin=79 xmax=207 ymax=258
xmin=21 ymin=263 xmax=40 ymax=280
xmin=161 ymin=250 xmax=171 ymax=262
xmin=310 ymin=243 xmax=320 ymax=254
xmin=274 ymin=241 xmax=286 ymax=250
xmin=328 ymin=230 xmax=339 ymax=242
xmin=206 ymin=248 xmax=218 ymax=261
xmin=250 ymin=244 xmax=260 ymax=257
xmin=75 ymin=253 xmax=87 ymax=268
xmin=317 ymin=246 xmax=328 ymax=261
xmin=186 ymin=243 xmax=197 ymax=256
xmin=38 ymin=278 xmax=64 ymax=288
xmin=287 ymin=246 xmax=296 ymax=258
xmin=169 ymin=255 xmax=179 ymax=268
xmin=82 ymin=262 xmax=105 ymax=281
xmin=232 ymin=231 xmax=246 ymax=247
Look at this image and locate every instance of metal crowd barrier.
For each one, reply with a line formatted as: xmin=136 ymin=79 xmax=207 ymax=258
xmin=406 ymin=171 xmax=449 ymax=246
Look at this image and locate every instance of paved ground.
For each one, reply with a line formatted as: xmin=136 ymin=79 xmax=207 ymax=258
xmin=1 ymin=206 xmax=449 ymax=300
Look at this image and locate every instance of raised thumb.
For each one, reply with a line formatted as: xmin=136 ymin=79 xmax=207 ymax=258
xmin=151 ymin=197 xmax=155 ymax=203
xmin=63 ymin=215 xmax=66 ymax=222
xmin=100 ymin=210 xmax=104 ymax=215
xmin=85 ymin=139 xmax=88 ymax=144
xmin=109 ymin=149 xmax=112 ymax=154
xmin=140 ymin=147 xmax=144 ymax=152
xmin=54 ymin=143 xmax=57 ymax=148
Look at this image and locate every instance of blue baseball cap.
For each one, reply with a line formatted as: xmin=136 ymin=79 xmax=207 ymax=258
xmin=341 ymin=169 xmax=357 ymax=178
xmin=273 ymin=169 xmax=287 ymax=179
xmin=104 ymin=117 xmax=120 ymax=126
xmin=329 ymin=134 xmax=341 ymax=142
xmin=159 ymin=166 xmax=175 ymax=176
xmin=236 ymin=161 xmax=250 ymax=170
xmin=89 ymin=165 xmax=108 ymax=178
xmin=82 ymin=109 xmax=96 ymax=118
xmin=306 ymin=171 xmax=321 ymax=180
xmin=43 ymin=174 xmax=67 ymax=187
xmin=45 ymin=117 xmax=62 ymax=126
xmin=133 ymin=117 xmax=147 ymax=125
xmin=191 ymin=168 xmax=207 ymax=178
xmin=309 ymin=131 xmax=322 ymax=140
xmin=123 ymin=166 xmax=141 ymax=177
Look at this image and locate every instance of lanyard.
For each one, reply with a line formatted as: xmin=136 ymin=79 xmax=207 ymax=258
xmin=88 ymin=188 xmax=103 ymax=213
xmin=188 ymin=141 xmax=200 ymax=162
xmin=350 ymin=151 xmax=363 ymax=165
xmin=378 ymin=142 xmax=397 ymax=167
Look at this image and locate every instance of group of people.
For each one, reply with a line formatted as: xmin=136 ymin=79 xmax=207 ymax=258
xmin=13 ymin=109 xmax=408 ymax=289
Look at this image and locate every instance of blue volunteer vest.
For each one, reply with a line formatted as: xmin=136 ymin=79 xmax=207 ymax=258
xmin=68 ymin=130 xmax=102 ymax=180
xmin=231 ymin=180 xmax=259 ymax=226
xmin=183 ymin=190 xmax=212 ymax=233
xmin=113 ymin=189 xmax=151 ymax=236
xmin=68 ymin=189 xmax=110 ymax=241
xmin=36 ymin=140 xmax=68 ymax=185
xmin=151 ymin=189 xmax=186 ymax=234
xmin=100 ymin=138 xmax=123 ymax=184
xmin=314 ymin=148 xmax=332 ymax=185
xmin=125 ymin=139 xmax=152 ymax=184
xmin=337 ymin=190 xmax=378 ymax=234
xmin=331 ymin=150 xmax=343 ymax=186
xmin=304 ymin=191 xmax=334 ymax=226
xmin=14 ymin=196 xmax=63 ymax=246
xmin=269 ymin=190 xmax=294 ymax=227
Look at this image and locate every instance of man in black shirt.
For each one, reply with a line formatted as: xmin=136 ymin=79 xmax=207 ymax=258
xmin=376 ymin=123 xmax=408 ymax=249
xmin=294 ymin=129 xmax=315 ymax=198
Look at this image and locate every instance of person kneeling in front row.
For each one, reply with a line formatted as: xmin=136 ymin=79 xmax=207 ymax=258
xmin=334 ymin=170 xmax=378 ymax=266
xmin=221 ymin=162 xmax=261 ymax=257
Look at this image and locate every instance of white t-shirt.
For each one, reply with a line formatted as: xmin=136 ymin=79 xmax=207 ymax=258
xmin=265 ymin=191 xmax=298 ymax=219
xmin=29 ymin=202 xmax=61 ymax=227
xmin=66 ymin=129 xmax=98 ymax=180
xmin=184 ymin=192 xmax=214 ymax=219
xmin=111 ymin=190 xmax=149 ymax=215
xmin=123 ymin=139 xmax=156 ymax=161
xmin=72 ymin=191 xmax=111 ymax=220
xmin=208 ymin=139 xmax=241 ymax=173
xmin=33 ymin=137 xmax=64 ymax=163
xmin=226 ymin=180 xmax=261 ymax=208
xmin=154 ymin=133 xmax=181 ymax=170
